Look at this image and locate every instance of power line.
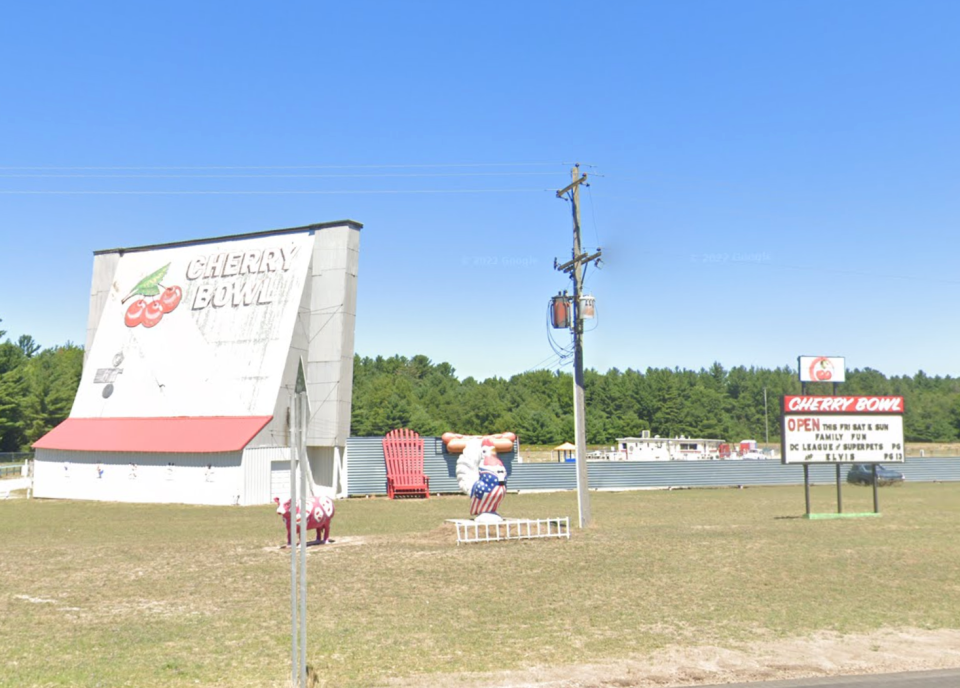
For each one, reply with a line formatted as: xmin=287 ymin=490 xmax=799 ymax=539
xmin=0 ymin=188 xmax=554 ymax=195
xmin=0 ymin=162 xmax=565 ymax=171
xmin=585 ymin=183 xmax=603 ymax=250
xmin=0 ymin=171 xmax=561 ymax=179
xmin=520 ymin=351 xmax=570 ymax=375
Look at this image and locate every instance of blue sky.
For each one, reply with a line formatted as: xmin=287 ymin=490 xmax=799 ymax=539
xmin=2 ymin=1 xmax=958 ymax=381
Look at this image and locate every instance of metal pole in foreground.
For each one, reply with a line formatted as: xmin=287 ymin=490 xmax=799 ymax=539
xmin=289 ymin=394 xmax=299 ymax=688
xmin=298 ymin=391 xmax=308 ymax=688
xmin=288 ymin=388 xmax=309 ymax=688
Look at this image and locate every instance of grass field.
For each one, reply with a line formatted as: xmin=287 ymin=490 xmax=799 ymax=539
xmin=2 ymin=483 xmax=959 ymax=687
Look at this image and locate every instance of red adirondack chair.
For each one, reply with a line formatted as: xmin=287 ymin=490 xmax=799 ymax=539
xmin=382 ymin=428 xmax=430 ymax=499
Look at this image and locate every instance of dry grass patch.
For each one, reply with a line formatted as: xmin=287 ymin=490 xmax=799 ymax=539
xmin=1 ymin=485 xmax=960 ymax=687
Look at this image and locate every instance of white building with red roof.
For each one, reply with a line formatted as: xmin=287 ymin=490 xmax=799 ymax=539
xmin=32 ymin=221 xmax=360 ymax=505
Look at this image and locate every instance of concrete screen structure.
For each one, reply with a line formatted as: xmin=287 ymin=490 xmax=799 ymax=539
xmin=33 ymin=221 xmax=360 ymax=505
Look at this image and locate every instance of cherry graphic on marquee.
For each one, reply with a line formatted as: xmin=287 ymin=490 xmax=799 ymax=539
xmin=122 ymin=263 xmax=183 ymax=328
xmin=809 ymin=356 xmax=835 ymax=382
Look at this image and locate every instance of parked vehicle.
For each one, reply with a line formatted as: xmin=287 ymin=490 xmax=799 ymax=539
xmin=846 ymin=464 xmax=904 ymax=486
xmin=741 ymin=450 xmax=768 ymax=460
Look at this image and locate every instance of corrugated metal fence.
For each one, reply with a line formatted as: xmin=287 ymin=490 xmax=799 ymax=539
xmin=346 ymin=436 xmax=960 ymax=496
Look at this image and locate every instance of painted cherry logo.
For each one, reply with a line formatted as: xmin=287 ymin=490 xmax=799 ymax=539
xmin=124 ymin=299 xmax=148 ymax=327
xmin=142 ymin=300 xmax=165 ymax=328
xmin=122 ymin=263 xmax=182 ymax=329
xmin=810 ymin=357 xmax=834 ymax=382
xmin=159 ymin=285 xmax=182 ymax=313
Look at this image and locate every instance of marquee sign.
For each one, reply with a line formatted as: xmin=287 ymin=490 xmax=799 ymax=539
xmin=781 ymin=395 xmax=905 ymax=464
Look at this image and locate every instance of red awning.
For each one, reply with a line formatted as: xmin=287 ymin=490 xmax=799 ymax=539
xmin=32 ymin=416 xmax=272 ymax=454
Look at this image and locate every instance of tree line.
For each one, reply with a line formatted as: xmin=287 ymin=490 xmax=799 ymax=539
xmin=0 ymin=321 xmax=83 ymax=452
xmin=351 ymin=354 xmax=960 ymax=445
xmin=2 ymin=323 xmax=959 ymax=451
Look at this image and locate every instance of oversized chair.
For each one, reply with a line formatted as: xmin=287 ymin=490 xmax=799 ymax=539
xmin=382 ymin=428 xmax=430 ymax=499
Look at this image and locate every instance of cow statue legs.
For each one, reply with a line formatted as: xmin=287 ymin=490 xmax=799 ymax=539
xmin=275 ymin=495 xmax=336 ymax=547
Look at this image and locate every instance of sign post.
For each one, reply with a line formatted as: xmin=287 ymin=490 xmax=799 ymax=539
xmin=289 ymin=361 xmax=309 ymax=687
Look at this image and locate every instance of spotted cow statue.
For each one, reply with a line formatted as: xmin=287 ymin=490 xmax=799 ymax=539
xmin=274 ymin=494 xmax=335 ymax=546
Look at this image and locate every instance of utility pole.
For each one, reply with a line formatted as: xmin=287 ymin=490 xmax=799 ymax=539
xmin=555 ymin=164 xmax=602 ymax=528
xmin=764 ymin=387 xmax=769 ymax=444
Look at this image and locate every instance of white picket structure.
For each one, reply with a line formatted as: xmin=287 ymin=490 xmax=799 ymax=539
xmin=448 ymin=517 xmax=570 ymax=545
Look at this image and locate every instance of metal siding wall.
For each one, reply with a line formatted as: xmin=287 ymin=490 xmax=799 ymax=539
xmin=889 ymin=458 xmax=960 ymax=483
xmin=263 ymin=447 xmax=343 ymax=502
xmin=346 ymin=437 xmax=388 ymax=495
xmin=516 ymin=458 xmax=960 ymax=490
xmin=271 ymin=460 xmax=291 ymax=500
xmin=242 ymin=446 xmax=289 ymax=506
xmin=346 ymin=436 xmax=518 ymax=496
xmin=505 ymin=462 xmax=578 ymax=491
xmin=344 ymin=438 xmax=960 ymax=496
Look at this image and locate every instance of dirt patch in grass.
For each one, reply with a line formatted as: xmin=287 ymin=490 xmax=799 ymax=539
xmin=383 ymin=627 xmax=960 ymax=687
xmin=261 ymin=535 xmax=372 ymax=554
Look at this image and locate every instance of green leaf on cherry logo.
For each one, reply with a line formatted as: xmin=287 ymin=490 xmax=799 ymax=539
xmin=123 ymin=263 xmax=170 ymax=302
